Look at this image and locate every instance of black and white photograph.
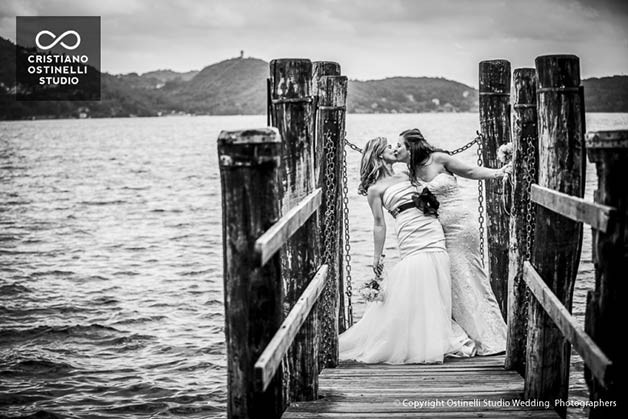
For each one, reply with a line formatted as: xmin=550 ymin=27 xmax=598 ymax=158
xmin=0 ymin=1 xmax=626 ymax=418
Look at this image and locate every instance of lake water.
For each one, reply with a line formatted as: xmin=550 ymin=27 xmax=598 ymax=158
xmin=1 ymin=113 xmax=626 ymax=418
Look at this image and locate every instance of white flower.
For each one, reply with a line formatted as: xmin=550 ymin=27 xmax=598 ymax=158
xmin=497 ymin=143 xmax=513 ymax=164
xmin=359 ymin=278 xmax=385 ymax=302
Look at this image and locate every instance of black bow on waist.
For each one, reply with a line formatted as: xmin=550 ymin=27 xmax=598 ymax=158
xmin=411 ymin=187 xmax=440 ymax=217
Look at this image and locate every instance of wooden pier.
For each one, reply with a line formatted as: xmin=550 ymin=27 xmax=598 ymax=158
xmin=283 ymin=354 xmax=560 ymax=418
xmin=218 ymin=55 xmax=626 ymax=419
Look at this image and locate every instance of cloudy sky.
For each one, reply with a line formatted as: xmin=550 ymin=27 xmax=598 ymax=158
xmin=1 ymin=0 xmax=627 ymax=87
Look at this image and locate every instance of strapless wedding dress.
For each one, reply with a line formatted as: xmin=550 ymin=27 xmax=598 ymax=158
xmin=419 ymin=172 xmax=507 ymax=355
xmin=338 ymin=179 xmax=476 ymax=364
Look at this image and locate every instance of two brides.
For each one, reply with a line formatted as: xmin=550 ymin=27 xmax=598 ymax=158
xmin=339 ymin=128 xmax=508 ymax=364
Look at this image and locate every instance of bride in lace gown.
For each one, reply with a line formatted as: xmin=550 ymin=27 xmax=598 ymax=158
xmin=396 ymin=128 xmax=508 ymax=355
xmin=338 ymin=137 xmax=475 ymax=364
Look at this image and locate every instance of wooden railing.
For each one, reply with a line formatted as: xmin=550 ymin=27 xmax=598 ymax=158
xmin=505 ymin=54 xmax=626 ymax=419
xmin=254 ymin=264 xmax=328 ymax=391
xmin=254 ymin=189 xmax=322 ymax=267
xmin=529 ymin=185 xmax=615 ymax=233
xmin=521 ymin=261 xmax=611 ymax=386
xmin=220 ymin=59 xmax=348 ymax=419
xmin=525 ymin=179 xmax=618 ymax=388
xmin=520 ymin=164 xmax=622 ymax=416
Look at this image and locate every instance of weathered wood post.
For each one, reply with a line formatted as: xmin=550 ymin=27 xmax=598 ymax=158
xmin=312 ymin=61 xmax=350 ymax=339
xmin=314 ymin=71 xmax=347 ymax=369
xmin=312 ymin=61 xmax=341 ymax=187
xmin=506 ymin=68 xmax=538 ymax=374
xmin=312 ymin=62 xmax=340 ymax=97
xmin=585 ymin=130 xmax=628 ymax=419
xmin=269 ymin=59 xmax=320 ymax=401
xmin=219 ymin=128 xmax=285 ymax=418
xmin=525 ymin=55 xmax=586 ymax=417
xmin=479 ymin=59 xmax=512 ymax=320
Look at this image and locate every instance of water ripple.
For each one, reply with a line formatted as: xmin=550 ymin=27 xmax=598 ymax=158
xmin=1 ymin=114 xmax=625 ymax=418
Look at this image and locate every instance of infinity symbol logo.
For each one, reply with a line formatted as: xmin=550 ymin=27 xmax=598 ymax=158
xmin=35 ymin=30 xmax=81 ymax=50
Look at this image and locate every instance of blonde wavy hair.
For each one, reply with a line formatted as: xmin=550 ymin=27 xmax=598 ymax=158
xmin=358 ymin=137 xmax=392 ymax=196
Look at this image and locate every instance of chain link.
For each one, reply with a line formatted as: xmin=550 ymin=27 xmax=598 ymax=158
xmin=476 ymin=132 xmax=486 ymax=268
xmin=523 ymin=136 xmax=537 ymax=259
xmin=344 ymin=137 xmax=477 ymax=156
xmin=450 ymin=137 xmax=479 ymax=155
xmin=319 ymin=128 xmax=338 ymax=367
xmin=341 ymin=137 xmax=354 ymax=327
xmin=344 ymin=138 xmax=363 ymax=154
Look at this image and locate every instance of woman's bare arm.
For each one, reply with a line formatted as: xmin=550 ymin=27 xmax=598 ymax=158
xmin=367 ymin=185 xmax=386 ymax=274
xmin=436 ymin=152 xmax=507 ymax=180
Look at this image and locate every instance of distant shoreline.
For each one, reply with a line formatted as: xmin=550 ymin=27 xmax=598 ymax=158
xmin=2 ymin=111 xmax=627 ymax=123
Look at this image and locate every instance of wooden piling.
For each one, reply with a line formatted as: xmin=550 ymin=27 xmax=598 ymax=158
xmin=269 ymin=59 xmax=321 ymax=402
xmin=312 ymin=62 xmax=341 ymax=211
xmin=479 ymin=59 xmax=512 ymax=320
xmin=218 ymin=128 xmax=285 ymax=418
xmin=312 ymin=62 xmax=340 ymax=98
xmin=312 ymin=61 xmax=341 ymax=185
xmin=585 ymin=130 xmax=628 ymax=419
xmin=525 ymin=55 xmax=586 ymax=417
xmin=311 ymin=61 xmax=349 ymax=341
xmin=314 ymin=73 xmax=347 ymax=369
xmin=506 ymin=68 xmax=538 ymax=374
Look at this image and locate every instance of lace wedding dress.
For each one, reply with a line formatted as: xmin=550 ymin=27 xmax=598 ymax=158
xmin=419 ymin=172 xmax=507 ymax=355
xmin=338 ymin=179 xmax=476 ymax=364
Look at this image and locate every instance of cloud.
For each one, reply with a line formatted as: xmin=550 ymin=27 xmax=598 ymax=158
xmin=0 ymin=0 xmax=626 ymax=85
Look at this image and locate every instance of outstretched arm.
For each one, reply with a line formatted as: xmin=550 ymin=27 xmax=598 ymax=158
xmin=436 ymin=152 xmax=508 ymax=180
xmin=367 ymin=186 xmax=386 ymax=275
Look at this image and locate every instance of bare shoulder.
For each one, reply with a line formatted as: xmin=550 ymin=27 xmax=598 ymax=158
xmin=432 ymin=151 xmax=452 ymax=163
xmin=366 ymin=182 xmax=384 ymax=200
xmin=367 ymin=176 xmax=399 ymax=200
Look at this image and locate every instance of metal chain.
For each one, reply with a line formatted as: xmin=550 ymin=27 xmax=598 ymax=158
xmin=523 ymin=136 xmax=537 ymax=259
xmin=319 ymin=129 xmax=338 ymax=367
xmin=450 ymin=137 xmax=479 ymax=155
xmin=344 ymin=137 xmax=478 ymax=156
xmin=341 ymin=138 xmax=354 ymax=327
xmin=344 ymin=138 xmax=363 ymax=154
xmin=476 ymin=132 xmax=486 ymax=268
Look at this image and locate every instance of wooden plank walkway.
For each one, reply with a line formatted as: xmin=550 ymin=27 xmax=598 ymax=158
xmin=282 ymin=355 xmax=561 ymax=418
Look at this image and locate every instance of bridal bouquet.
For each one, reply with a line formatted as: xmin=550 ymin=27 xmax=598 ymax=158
xmin=359 ymin=277 xmax=385 ymax=302
xmin=497 ymin=142 xmax=513 ymax=164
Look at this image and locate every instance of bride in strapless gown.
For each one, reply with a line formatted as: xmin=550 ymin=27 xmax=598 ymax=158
xmin=339 ymin=177 xmax=476 ymax=364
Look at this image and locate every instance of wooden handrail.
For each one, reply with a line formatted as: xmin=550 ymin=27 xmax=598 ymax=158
xmin=254 ymin=264 xmax=329 ymax=392
xmin=523 ymin=262 xmax=613 ymax=388
xmin=254 ymin=188 xmax=322 ymax=266
xmin=530 ymin=184 xmax=615 ymax=233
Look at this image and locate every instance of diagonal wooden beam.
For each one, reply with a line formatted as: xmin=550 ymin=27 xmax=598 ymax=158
xmin=254 ymin=188 xmax=322 ymax=266
xmin=254 ymin=265 xmax=328 ymax=392
xmin=523 ymin=262 xmax=613 ymax=388
xmin=530 ymin=184 xmax=615 ymax=233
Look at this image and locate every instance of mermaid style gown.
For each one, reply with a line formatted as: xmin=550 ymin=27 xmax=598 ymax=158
xmin=419 ymin=172 xmax=507 ymax=355
xmin=338 ymin=180 xmax=476 ymax=364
